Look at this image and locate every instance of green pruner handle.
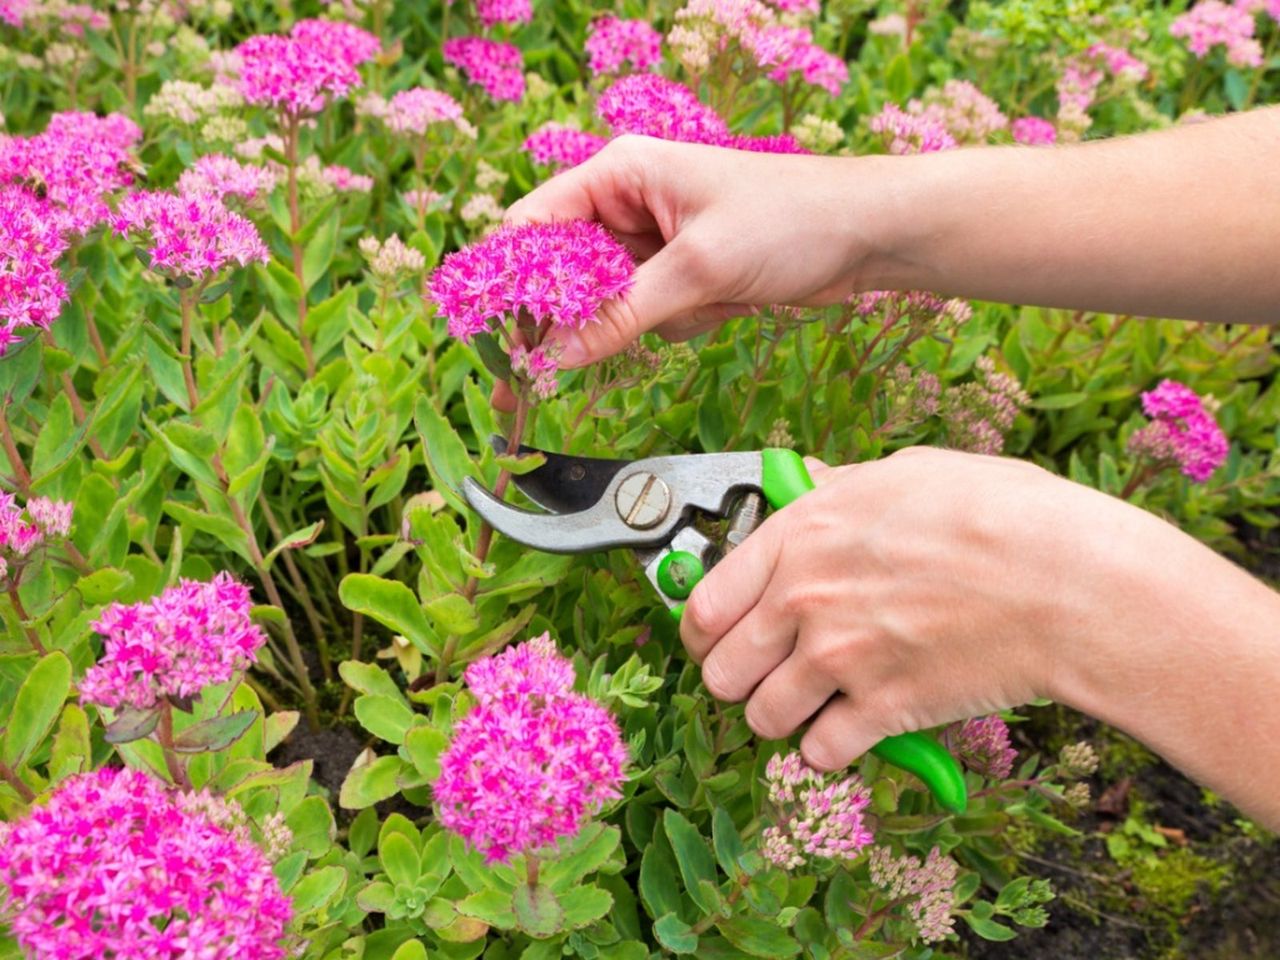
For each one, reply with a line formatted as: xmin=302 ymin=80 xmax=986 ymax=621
xmin=676 ymin=449 xmax=969 ymax=814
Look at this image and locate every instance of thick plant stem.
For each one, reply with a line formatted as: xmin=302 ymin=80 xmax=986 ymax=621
xmin=434 ymin=392 xmax=532 ymax=683
xmin=0 ymin=758 xmax=36 ymax=803
xmin=8 ymin=578 xmax=47 ymax=656
xmin=0 ymin=403 xmax=31 ymax=496
xmin=156 ymin=701 xmax=193 ymax=792
xmin=284 ymin=115 xmax=316 ymax=378
xmin=525 ymin=855 xmax=539 ymax=888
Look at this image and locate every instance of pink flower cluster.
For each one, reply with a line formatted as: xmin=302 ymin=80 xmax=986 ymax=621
xmin=1127 ymin=379 xmax=1229 ymax=482
xmin=908 ymin=80 xmax=1007 ymax=144
xmin=585 ymin=16 xmax=663 ymax=76
xmin=760 ymin=751 xmax=874 ymax=870
xmin=1011 ymin=116 xmax=1057 ymax=146
xmin=236 ymin=19 xmax=378 ymax=116
xmin=726 ymin=132 xmax=809 ymax=153
xmin=474 ymin=0 xmax=532 ymax=28
xmin=766 ymin=0 xmax=819 ymax=13
xmin=79 ymin=573 xmax=269 ymax=711
xmin=177 ymin=154 xmax=277 ymax=202
xmin=0 ymin=111 xmax=142 ymax=236
xmin=1238 ymin=0 xmax=1280 ymax=24
xmin=946 ymin=715 xmax=1018 ymax=780
xmin=0 ymin=0 xmax=30 ymax=26
xmin=428 ymin=219 xmax=635 ymax=340
xmin=597 ymin=73 xmax=729 ymax=143
xmin=0 ymin=767 xmax=291 ymax=960
xmin=434 ymin=634 xmax=628 ymax=863
xmin=367 ymin=87 xmax=466 ymax=136
xmin=1171 ymin=1 xmax=1264 ymax=67
xmin=868 ymin=846 xmax=959 ymax=943
xmin=869 ymin=103 xmax=957 ymax=155
xmin=944 ymin=355 xmax=1030 ymax=456
xmin=444 ymin=36 xmax=525 ymax=103
xmin=0 ymin=492 xmax=71 ymax=580
xmin=523 ymin=122 xmax=608 ymax=170
xmin=112 ymin=189 xmax=269 ymax=281
xmin=510 ymin=343 xmax=562 ymax=398
xmin=0 ymin=186 xmax=70 ymax=353
xmin=1086 ymin=43 xmax=1150 ymax=81
xmin=750 ymin=25 xmax=849 ymax=96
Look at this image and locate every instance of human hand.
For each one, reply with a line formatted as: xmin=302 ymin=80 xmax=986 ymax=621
xmin=505 ymin=135 xmax=886 ymax=368
xmin=680 ymin=447 xmax=1144 ymax=771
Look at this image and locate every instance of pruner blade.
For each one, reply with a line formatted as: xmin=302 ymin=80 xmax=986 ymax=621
xmin=461 ymin=440 xmax=767 ymax=556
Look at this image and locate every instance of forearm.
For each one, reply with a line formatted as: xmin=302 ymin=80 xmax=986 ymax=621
xmin=1049 ymin=499 xmax=1280 ymax=827
xmin=856 ymin=107 xmax=1280 ymax=324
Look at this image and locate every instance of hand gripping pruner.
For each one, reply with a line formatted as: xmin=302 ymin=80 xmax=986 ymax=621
xmin=463 ymin=441 xmax=968 ymax=814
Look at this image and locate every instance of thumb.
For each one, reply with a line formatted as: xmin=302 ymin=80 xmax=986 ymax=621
xmin=546 ymin=238 xmax=710 ymax=368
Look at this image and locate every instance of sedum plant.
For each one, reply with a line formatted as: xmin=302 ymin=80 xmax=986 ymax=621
xmin=0 ymin=0 xmax=1276 ymax=956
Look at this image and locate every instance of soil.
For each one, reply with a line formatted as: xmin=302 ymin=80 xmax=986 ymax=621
xmin=961 ymin=721 xmax=1280 ymax=960
xmin=272 ymin=722 xmax=364 ymax=798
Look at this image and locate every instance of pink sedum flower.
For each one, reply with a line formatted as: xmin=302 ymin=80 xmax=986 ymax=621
xmin=0 ymin=767 xmax=292 ymax=960
xmin=946 ymin=715 xmax=1018 ymax=780
xmin=24 ymin=496 xmax=73 ymax=539
xmin=1128 ymin=379 xmax=1229 ymax=482
xmin=320 ymin=162 xmax=374 ymax=193
xmin=1237 ymin=0 xmax=1280 ymax=23
xmin=379 ymin=87 xmax=466 ymax=136
xmin=523 ymin=122 xmax=608 ymax=170
xmin=178 ymin=154 xmax=277 ymax=202
xmin=766 ymin=0 xmax=820 ymax=13
xmin=869 ymin=103 xmax=957 ymax=155
xmin=428 ymin=219 xmax=635 ymax=340
xmin=1087 ymin=42 xmax=1150 ymax=81
xmin=235 ymin=32 xmax=363 ymax=116
xmin=0 ymin=111 xmax=142 ymax=236
xmin=0 ymin=0 xmax=32 ymax=26
xmin=908 ymin=80 xmax=1007 ymax=144
xmin=474 ymin=0 xmax=532 ymax=28
xmin=1011 ymin=116 xmax=1057 ymax=146
xmin=112 ymin=189 xmax=269 ymax=280
xmin=289 ymin=17 xmax=381 ymax=66
xmin=444 ymin=37 xmax=526 ymax=103
xmin=721 ymin=132 xmax=810 ymax=153
xmin=434 ymin=634 xmax=628 ymax=863
xmin=869 ymin=846 xmax=959 ymax=943
xmin=761 ymin=752 xmax=874 ymax=870
xmin=597 ymin=73 xmax=729 ymax=143
xmin=79 ymin=573 xmax=269 ymax=711
xmin=750 ymin=25 xmax=848 ymax=96
xmin=0 ymin=186 xmax=69 ymax=353
xmin=1172 ymin=1 xmax=1264 ymax=66
xmin=585 ymin=16 xmax=664 ymax=76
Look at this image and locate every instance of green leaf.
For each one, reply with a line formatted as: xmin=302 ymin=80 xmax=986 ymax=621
xmin=653 ymin=913 xmax=699 ymax=954
xmin=339 ymin=574 xmax=440 ymax=657
xmin=339 ymin=755 xmax=406 ymax=809
xmin=423 ymin=593 xmax=479 ymax=636
xmin=355 ymin=695 xmax=417 ymax=745
xmin=3 ymin=652 xmax=71 ymax=768
xmin=457 ymin=888 xmax=515 ymax=928
xmin=263 ymin=711 xmax=300 ymax=753
xmin=716 ymin=917 xmax=802 ymax=958
xmin=302 ymin=212 xmax=339 ymax=291
xmin=390 ymin=941 xmax=429 ymax=960
xmin=413 ymin=397 xmax=478 ymax=514
xmin=963 ymin=913 xmax=1018 ymax=941
xmin=711 ymin=807 xmax=745 ymax=880
xmin=663 ymin=809 xmax=720 ymax=915
xmin=75 ymin=568 xmax=133 ymax=605
xmin=472 ymin=333 xmax=512 ymax=382
xmin=381 ymin=832 xmax=421 ymax=887
xmin=290 ymin=865 xmax=346 ymax=915
xmin=559 ymin=885 xmax=613 ymax=929
xmin=171 ymin=711 xmax=257 ymax=753
xmin=639 ymin=840 xmax=682 ymax=920
xmin=512 ymin=883 xmax=564 ymax=938
xmin=103 ymin=706 xmax=161 ymax=745
xmin=262 ymin=520 xmax=325 ymax=571
xmin=161 ymin=501 xmax=252 ymax=565
xmin=49 ymin=704 xmax=90 ymax=778
xmin=1031 ymin=392 xmax=1089 ymax=410
xmin=339 ymin=660 xmax=406 ymax=701
xmin=402 ymin=725 xmax=449 ymax=779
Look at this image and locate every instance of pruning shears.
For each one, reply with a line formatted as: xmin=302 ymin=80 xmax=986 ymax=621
xmin=463 ymin=441 xmax=968 ymax=814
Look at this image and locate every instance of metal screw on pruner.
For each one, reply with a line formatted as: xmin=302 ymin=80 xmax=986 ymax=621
xmin=614 ymin=472 xmax=672 ymax=530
